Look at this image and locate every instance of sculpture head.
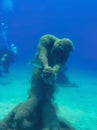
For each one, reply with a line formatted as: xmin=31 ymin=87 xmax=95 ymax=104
xmin=52 ymin=38 xmax=74 ymax=56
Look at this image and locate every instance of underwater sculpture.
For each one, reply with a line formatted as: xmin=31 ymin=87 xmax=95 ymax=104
xmin=0 ymin=34 xmax=75 ymax=130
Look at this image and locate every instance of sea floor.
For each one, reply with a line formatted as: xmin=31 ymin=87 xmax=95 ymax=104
xmin=0 ymin=64 xmax=97 ymax=130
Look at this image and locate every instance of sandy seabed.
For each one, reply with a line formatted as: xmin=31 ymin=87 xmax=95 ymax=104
xmin=0 ymin=64 xmax=97 ymax=130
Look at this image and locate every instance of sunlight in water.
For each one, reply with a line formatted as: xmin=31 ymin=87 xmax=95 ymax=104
xmin=1 ymin=0 xmax=13 ymax=13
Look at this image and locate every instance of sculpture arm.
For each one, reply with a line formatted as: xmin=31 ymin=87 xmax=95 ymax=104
xmin=38 ymin=39 xmax=49 ymax=68
xmin=53 ymin=52 xmax=70 ymax=74
xmin=38 ymin=34 xmax=57 ymax=69
xmin=53 ymin=64 xmax=62 ymax=73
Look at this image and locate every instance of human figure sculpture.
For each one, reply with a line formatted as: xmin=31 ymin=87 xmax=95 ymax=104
xmin=0 ymin=34 xmax=75 ymax=130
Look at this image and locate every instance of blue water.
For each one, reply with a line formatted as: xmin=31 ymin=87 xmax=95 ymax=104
xmin=0 ymin=0 xmax=97 ymax=130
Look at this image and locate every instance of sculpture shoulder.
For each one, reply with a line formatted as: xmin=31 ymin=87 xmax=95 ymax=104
xmin=39 ymin=34 xmax=58 ymax=48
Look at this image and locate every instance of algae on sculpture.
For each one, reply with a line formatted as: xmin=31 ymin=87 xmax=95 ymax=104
xmin=0 ymin=34 xmax=75 ymax=130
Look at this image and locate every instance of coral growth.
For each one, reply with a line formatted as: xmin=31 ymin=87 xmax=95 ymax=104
xmin=0 ymin=34 xmax=75 ymax=130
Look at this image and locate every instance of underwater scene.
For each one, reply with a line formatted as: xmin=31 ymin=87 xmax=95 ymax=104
xmin=0 ymin=0 xmax=97 ymax=130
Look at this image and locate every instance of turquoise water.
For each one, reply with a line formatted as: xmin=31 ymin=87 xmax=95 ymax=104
xmin=0 ymin=0 xmax=97 ymax=130
xmin=0 ymin=64 xmax=97 ymax=130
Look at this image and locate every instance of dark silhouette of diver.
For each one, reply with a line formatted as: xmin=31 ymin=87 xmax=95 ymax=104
xmin=0 ymin=22 xmax=17 ymax=76
xmin=0 ymin=44 xmax=17 ymax=74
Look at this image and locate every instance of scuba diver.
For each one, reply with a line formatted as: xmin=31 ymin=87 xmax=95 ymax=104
xmin=0 ymin=22 xmax=17 ymax=76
